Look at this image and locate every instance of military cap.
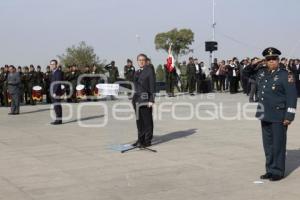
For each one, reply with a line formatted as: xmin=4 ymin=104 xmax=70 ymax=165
xmin=262 ymin=47 xmax=281 ymax=57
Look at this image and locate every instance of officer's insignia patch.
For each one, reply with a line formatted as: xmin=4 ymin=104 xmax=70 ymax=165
xmin=288 ymin=74 xmax=295 ymax=83
xmin=268 ymin=48 xmax=273 ymax=55
xmin=274 ymin=75 xmax=279 ymax=82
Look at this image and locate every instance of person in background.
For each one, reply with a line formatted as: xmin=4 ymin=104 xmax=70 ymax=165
xmin=0 ymin=67 xmax=6 ymax=106
xmin=7 ymin=65 xmax=21 ymax=115
xmin=105 ymin=61 xmax=119 ymax=83
xmin=187 ymin=57 xmax=196 ymax=95
xmin=44 ymin=65 xmax=52 ymax=103
xmin=124 ymin=59 xmax=135 ymax=83
xmin=291 ymin=59 xmax=300 ymax=97
xmin=227 ymin=59 xmax=239 ymax=94
xmin=194 ymin=58 xmax=202 ymax=93
xmin=17 ymin=66 xmax=24 ymax=104
xmin=240 ymin=59 xmax=249 ymax=94
xmin=178 ymin=61 xmax=188 ymax=92
xmin=245 ymin=57 xmax=262 ymax=102
xmin=50 ymin=59 xmax=63 ymax=125
xmin=165 ymin=44 xmax=176 ymax=97
xmin=210 ymin=58 xmax=219 ymax=91
xmin=2 ymin=65 xmax=9 ymax=106
xmin=27 ymin=65 xmax=37 ymax=105
xmin=217 ymin=60 xmax=227 ymax=92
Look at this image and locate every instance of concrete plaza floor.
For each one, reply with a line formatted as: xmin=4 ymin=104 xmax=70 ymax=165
xmin=0 ymin=93 xmax=300 ymax=200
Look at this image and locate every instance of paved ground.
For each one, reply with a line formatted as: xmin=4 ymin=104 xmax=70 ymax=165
xmin=1 ymin=93 xmax=300 ymax=200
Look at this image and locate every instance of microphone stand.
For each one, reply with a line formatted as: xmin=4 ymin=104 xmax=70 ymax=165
xmin=121 ymin=144 xmax=157 ymax=153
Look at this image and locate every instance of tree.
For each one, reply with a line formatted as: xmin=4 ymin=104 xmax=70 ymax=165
xmin=154 ymin=28 xmax=194 ymax=63
xmin=156 ymin=64 xmax=165 ymax=82
xmin=58 ymin=41 xmax=105 ymax=71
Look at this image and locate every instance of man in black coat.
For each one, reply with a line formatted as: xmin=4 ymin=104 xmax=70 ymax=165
xmin=50 ymin=59 xmax=63 ymax=125
xmin=132 ymin=54 xmax=156 ymax=147
xmin=291 ymin=59 xmax=300 ymax=97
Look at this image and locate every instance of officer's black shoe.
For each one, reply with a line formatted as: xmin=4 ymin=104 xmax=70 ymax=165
xmin=51 ymin=121 xmax=62 ymax=125
xmin=132 ymin=140 xmax=139 ymax=147
xmin=144 ymin=143 xmax=152 ymax=147
xmin=270 ymin=175 xmax=284 ymax=182
xmin=260 ymin=173 xmax=272 ymax=180
xmin=190 ymin=93 xmax=195 ymax=96
xmin=8 ymin=112 xmax=19 ymax=115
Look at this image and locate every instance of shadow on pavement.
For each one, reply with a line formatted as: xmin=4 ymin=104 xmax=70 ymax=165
xmin=63 ymin=115 xmax=105 ymax=124
xmin=20 ymin=108 xmax=51 ymax=115
xmin=152 ymin=128 xmax=197 ymax=146
xmin=285 ymin=149 xmax=300 ymax=177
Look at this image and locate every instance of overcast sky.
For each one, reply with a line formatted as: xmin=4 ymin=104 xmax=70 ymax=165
xmin=1 ymin=0 xmax=300 ymax=72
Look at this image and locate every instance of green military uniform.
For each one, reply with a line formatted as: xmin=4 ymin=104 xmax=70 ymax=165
xmin=256 ymin=47 xmax=297 ymax=181
xmin=2 ymin=70 xmax=9 ymax=106
xmin=187 ymin=62 xmax=196 ymax=94
xmin=179 ymin=63 xmax=188 ymax=92
xmin=108 ymin=66 xmax=119 ymax=83
xmin=18 ymin=71 xmax=24 ymax=103
xmin=36 ymin=71 xmax=44 ymax=87
xmin=27 ymin=70 xmax=37 ymax=105
xmin=22 ymin=70 xmax=29 ymax=104
xmin=0 ymin=70 xmax=6 ymax=106
xmin=124 ymin=65 xmax=135 ymax=82
xmin=44 ymin=68 xmax=52 ymax=103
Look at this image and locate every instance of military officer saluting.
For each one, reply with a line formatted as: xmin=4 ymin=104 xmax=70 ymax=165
xmin=256 ymin=47 xmax=297 ymax=181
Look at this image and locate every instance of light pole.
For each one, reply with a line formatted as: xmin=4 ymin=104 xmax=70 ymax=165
xmin=211 ymin=0 xmax=216 ymax=66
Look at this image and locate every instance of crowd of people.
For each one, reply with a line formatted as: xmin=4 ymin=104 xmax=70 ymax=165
xmin=0 ymin=59 xmax=138 ymax=107
xmin=1 ymin=56 xmax=300 ymax=108
xmin=209 ymin=57 xmax=300 ymax=101
xmin=164 ymin=57 xmax=300 ymax=100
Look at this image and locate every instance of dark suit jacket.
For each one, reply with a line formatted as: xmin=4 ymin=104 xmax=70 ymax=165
xmin=7 ymin=72 xmax=21 ymax=94
xmin=50 ymin=69 xmax=63 ymax=96
xmin=291 ymin=65 xmax=300 ymax=82
xmin=133 ymin=66 xmax=155 ymax=104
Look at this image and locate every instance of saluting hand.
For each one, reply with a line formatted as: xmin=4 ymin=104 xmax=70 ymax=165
xmin=283 ymin=120 xmax=291 ymax=126
xmin=148 ymin=102 xmax=153 ymax=108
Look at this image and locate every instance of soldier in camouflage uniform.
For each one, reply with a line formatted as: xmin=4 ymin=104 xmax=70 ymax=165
xmin=179 ymin=61 xmax=188 ymax=92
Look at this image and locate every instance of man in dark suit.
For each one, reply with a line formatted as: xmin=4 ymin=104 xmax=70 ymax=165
xmin=132 ymin=54 xmax=156 ymax=147
xmin=7 ymin=65 xmax=21 ymax=115
xmin=291 ymin=59 xmax=300 ymax=97
xmin=50 ymin=59 xmax=63 ymax=125
xmin=256 ymin=47 xmax=297 ymax=181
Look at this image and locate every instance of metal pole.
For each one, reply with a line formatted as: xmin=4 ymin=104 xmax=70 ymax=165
xmin=211 ymin=0 xmax=216 ymax=68
xmin=212 ymin=0 xmax=215 ymax=41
